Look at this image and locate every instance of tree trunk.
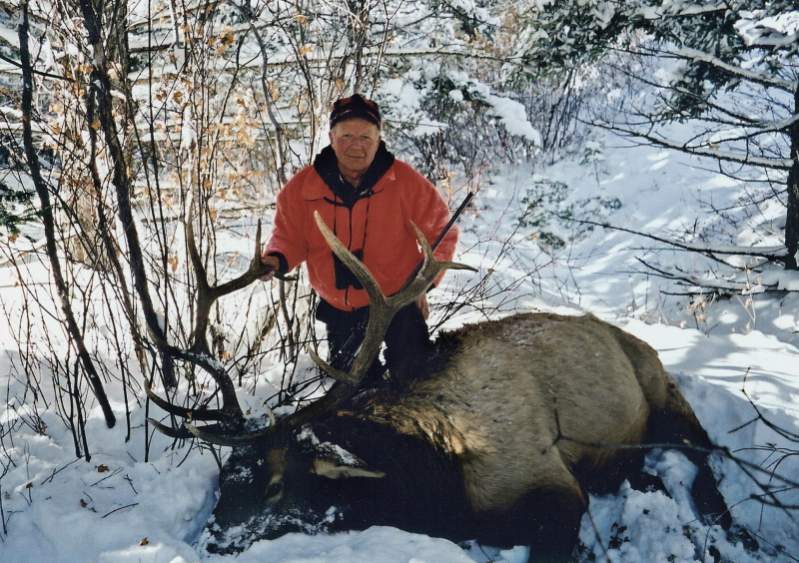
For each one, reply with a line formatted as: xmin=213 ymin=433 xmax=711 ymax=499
xmin=19 ymin=2 xmax=116 ymax=429
xmin=785 ymin=83 xmax=799 ymax=270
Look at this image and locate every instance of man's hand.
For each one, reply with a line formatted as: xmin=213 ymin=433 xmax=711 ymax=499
xmin=260 ymin=254 xmax=280 ymax=281
xmin=416 ymin=293 xmax=429 ymax=320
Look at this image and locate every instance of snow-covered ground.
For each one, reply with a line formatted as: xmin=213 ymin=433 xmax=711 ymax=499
xmin=1 ymin=129 xmax=798 ymax=562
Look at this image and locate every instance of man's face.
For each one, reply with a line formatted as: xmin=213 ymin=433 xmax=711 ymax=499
xmin=329 ymin=118 xmax=381 ymax=177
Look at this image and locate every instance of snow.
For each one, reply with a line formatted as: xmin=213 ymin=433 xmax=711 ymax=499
xmin=2 ymin=28 xmax=799 ymax=563
xmin=485 ymin=95 xmax=541 ymax=145
xmin=736 ymin=10 xmax=799 ymax=47
xmin=675 ymin=47 xmax=795 ymax=92
xmin=208 ymin=527 xmax=476 ymax=563
xmin=0 ymin=24 xmax=19 ymax=50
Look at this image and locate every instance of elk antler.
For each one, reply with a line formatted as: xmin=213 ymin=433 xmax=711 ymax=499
xmin=161 ymin=211 xmax=474 ymax=446
xmin=146 ymin=202 xmax=290 ymax=437
xmin=307 ymin=211 xmax=472 ymax=384
xmin=187 ymin=215 xmax=277 ymax=354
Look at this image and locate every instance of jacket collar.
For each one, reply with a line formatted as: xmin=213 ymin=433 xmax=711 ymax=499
xmin=305 ymin=142 xmax=396 ymax=206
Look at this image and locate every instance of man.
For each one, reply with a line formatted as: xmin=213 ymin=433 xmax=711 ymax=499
xmin=261 ymin=93 xmax=458 ymax=384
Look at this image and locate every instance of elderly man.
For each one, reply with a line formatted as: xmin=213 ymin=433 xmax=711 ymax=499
xmin=261 ymin=93 xmax=458 ymax=384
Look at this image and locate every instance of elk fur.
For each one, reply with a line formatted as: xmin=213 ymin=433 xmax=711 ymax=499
xmin=202 ymin=312 xmax=737 ymax=562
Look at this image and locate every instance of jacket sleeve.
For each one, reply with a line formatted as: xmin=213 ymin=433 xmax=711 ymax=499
xmin=264 ymin=175 xmax=308 ymax=272
xmin=408 ymin=173 xmax=459 ymax=287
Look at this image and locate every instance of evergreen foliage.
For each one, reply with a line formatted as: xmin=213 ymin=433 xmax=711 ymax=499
xmin=0 ymin=180 xmax=34 ymax=233
xmin=0 ymin=140 xmax=35 ymax=234
xmin=519 ymin=1 xmax=799 ymax=266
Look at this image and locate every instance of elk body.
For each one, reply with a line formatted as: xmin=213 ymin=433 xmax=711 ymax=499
xmin=150 ymin=213 xmax=740 ymax=562
xmin=197 ymin=312 xmax=735 ymax=561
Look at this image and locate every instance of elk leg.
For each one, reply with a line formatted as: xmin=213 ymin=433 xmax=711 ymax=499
xmin=649 ymin=405 xmax=760 ymax=552
xmin=522 ymin=483 xmax=585 ymax=563
xmin=478 ymin=463 xmax=586 ymax=563
xmin=689 ymin=454 xmax=732 ymax=528
xmin=678 ymin=452 xmax=759 ymax=552
xmin=650 ymin=383 xmax=734 ymax=531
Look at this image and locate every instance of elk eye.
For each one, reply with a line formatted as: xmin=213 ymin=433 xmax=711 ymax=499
xmin=265 ymin=482 xmax=283 ymax=500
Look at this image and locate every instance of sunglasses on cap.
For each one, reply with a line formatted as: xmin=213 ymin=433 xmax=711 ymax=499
xmin=333 ymin=95 xmax=379 ymax=110
xmin=330 ymin=94 xmax=381 ymax=128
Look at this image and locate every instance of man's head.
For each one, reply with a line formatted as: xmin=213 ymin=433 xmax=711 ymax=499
xmin=329 ymin=94 xmax=382 ymax=180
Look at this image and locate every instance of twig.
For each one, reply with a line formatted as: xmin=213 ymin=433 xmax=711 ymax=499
xmin=40 ymin=457 xmax=81 ymax=485
xmin=89 ymin=467 xmax=122 ymax=487
xmin=101 ymin=503 xmax=139 ymax=518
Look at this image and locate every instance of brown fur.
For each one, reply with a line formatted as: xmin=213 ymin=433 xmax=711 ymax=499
xmin=206 ymin=312 xmax=734 ymax=562
xmin=358 ymin=313 xmax=665 ymax=511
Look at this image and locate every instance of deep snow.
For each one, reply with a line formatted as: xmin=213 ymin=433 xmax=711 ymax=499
xmin=1 ymin=128 xmax=798 ymax=562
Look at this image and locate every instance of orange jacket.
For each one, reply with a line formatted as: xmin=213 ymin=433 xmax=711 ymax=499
xmin=265 ymin=158 xmax=458 ymax=312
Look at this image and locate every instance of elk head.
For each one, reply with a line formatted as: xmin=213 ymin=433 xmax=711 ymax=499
xmin=148 ymin=210 xmax=472 ymax=551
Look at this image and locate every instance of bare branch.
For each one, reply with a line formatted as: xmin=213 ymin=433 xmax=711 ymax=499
xmin=587 ymin=120 xmax=794 ymax=170
xmin=560 ymin=215 xmax=789 ymax=263
xmin=20 ymin=0 xmax=116 ymax=429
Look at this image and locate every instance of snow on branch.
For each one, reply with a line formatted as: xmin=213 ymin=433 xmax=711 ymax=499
xmin=636 ymin=257 xmax=799 ymax=296
xmin=564 ymin=216 xmax=789 ymax=261
xmin=485 ymin=94 xmax=541 ymax=144
xmin=705 ymin=113 xmax=799 ymax=145
xmin=562 ymin=216 xmax=799 ymax=294
xmin=589 ymin=121 xmax=795 ymax=170
xmin=675 ymin=47 xmax=796 ymax=92
xmin=736 ymin=11 xmax=799 ymax=48
xmin=635 ymin=3 xmax=728 ymax=20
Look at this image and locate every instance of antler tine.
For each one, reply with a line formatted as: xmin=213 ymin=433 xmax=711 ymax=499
xmin=145 ymin=382 xmax=226 ymax=421
xmin=309 ymin=211 xmax=390 ymax=388
xmin=185 ymin=422 xmax=246 ymax=446
xmin=310 ymin=217 xmax=472 ymax=388
xmin=308 ymin=348 xmax=361 ymax=385
xmin=150 ymin=215 xmax=474 ymax=448
xmin=254 ymin=218 xmax=263 ymax=260
xmin=386 ymin=221 xmax=476 ymax=310
xmin=147 ymin=417 xmax=227 ymax=440
xmin=148 ymin=417 xmax=194 ymax=439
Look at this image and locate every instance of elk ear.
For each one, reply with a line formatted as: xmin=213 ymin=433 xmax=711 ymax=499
xmin=311 ymin=458 xmax=386 ymax=480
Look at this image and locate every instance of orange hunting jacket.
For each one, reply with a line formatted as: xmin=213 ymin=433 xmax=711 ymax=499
xmin=265 ymin=157 xmax=458 ymax=312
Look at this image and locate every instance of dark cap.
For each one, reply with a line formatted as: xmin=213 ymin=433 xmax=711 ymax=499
xmin=329 ymin=94 xmax=381 ymax=129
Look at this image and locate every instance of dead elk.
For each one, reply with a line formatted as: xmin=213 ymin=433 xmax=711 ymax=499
xmin=150 ymin=212 xmax=750 ymax=562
